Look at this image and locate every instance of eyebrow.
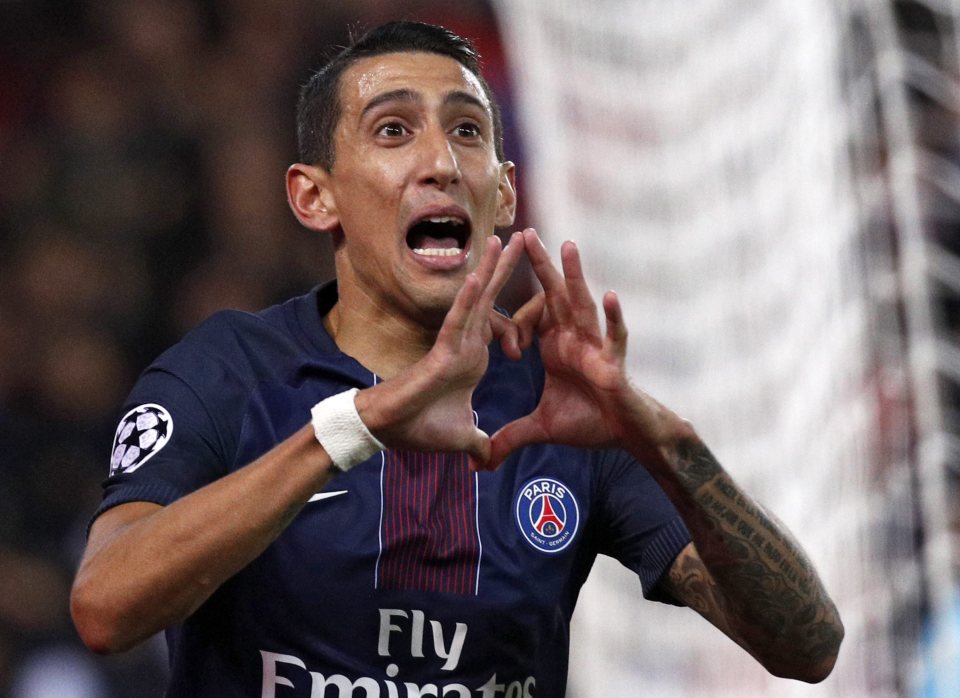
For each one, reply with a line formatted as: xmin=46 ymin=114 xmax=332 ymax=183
xmin=358 ymin=89 xmax=490 ymax=121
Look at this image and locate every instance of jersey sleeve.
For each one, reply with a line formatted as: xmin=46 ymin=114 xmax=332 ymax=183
xmin=593 ymin=448 xmax=692 ymax=605
xmin=91 ymin=341 xmax=247 ymax=528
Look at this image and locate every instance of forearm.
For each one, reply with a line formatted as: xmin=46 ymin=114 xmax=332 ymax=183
xmin=633 ymin=425 xmax=843 ymax=680
xmin=71 ymin=424 xmax=336 ymax=653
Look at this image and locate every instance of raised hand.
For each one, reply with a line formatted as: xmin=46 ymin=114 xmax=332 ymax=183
xmin=485 ymin=232 xmax=845 ymax=681
xmin=356 ymin=232 xmax=523 ymax=467
xmin=487 ymin=229 xmax=682 ymax=469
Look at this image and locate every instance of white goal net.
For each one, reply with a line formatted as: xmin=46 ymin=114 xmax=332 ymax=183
xmin=494 ymin=1 xmax=960 ymax=695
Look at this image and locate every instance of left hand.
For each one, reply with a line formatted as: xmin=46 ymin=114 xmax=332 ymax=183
xmin=486 ymin=229 xmax=646 ymax=468
xmin=357 ymin=233 xmax=523 ymax=468
xmin=489 ymin=234 xmax=844 ymax=682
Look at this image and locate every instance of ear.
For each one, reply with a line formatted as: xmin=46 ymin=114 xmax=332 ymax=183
xmin=494 ymin=161 xmax=517 ymax=228
xmin=286 ymin=163 xmax=340 ymax=232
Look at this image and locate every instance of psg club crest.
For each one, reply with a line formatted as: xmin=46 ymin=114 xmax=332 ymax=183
xmin=109 ymin=404 xmax=173 ymax=476
xmin=515 ymin=477 xmax=580 ymax=554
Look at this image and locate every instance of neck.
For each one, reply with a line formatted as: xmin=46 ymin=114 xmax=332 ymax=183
xmin=324 ymin=292 xmax=439 ymax=380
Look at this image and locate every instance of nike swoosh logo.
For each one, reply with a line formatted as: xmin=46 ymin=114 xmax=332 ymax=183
xmin=308 ymin=490 xmax=348 ymax=503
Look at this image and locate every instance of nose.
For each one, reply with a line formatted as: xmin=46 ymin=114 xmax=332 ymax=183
xmin=418 ymin=125 xmax=461 ymax=189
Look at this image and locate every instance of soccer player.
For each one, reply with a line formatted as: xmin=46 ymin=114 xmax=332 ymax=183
xmin=70 ymin=21 xmax=843 ymax=697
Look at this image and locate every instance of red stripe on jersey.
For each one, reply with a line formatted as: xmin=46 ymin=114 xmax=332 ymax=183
xmin=379 ymin=449 xmax=479 ymax=595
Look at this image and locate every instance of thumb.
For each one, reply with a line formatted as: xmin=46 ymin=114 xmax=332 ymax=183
xmin=490 ymin=311 xmax=521 ymax=360
xmin=464 ymin=427 xmax=491 ymax=471
xmin=511 ymin=293 xmax=545 ymax=352
xmin=487 ymin=415 xmax=547 ymax=470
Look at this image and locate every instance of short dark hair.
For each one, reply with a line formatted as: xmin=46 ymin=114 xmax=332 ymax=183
xmin=296 ymin=21 xmax=505 ymax=171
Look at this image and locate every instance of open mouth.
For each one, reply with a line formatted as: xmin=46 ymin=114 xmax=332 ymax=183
xmin=405 ymin=216 xmax=471 ymax=257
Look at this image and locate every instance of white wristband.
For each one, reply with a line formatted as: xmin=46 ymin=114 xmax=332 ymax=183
xmin=310 ymin=388 xmax=385 ymax=471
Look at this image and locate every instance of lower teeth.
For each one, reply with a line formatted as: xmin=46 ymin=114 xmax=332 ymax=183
xmin=413 ymin=248 xmax=462 ymax=257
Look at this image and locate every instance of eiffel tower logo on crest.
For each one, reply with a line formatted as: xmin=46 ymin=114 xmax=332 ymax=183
xmin=533 ymin=494 xmax=565 ymax=537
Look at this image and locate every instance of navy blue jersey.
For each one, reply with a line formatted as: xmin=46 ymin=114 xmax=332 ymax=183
xmin=95 ymin=283 xmax=691 ymax=697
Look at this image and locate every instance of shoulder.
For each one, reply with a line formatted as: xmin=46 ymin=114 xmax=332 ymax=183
xmin=173 ymin=304 xmax=291 ymax=358
xmin=150 ymin=289 xmax=326 ymax=388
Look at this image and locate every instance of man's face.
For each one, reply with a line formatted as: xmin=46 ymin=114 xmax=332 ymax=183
xmin=322 ymin=51 xmax=515 ymax=325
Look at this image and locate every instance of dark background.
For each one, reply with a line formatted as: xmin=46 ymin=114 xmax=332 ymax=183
xmin=0 ymin=1 xmax=527 ymax=694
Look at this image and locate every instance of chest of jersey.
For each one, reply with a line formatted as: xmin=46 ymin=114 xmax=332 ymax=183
xmin=210 ymin=357 xmax=596 ymax=695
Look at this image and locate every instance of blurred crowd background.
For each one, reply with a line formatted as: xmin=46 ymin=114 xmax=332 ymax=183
xmin=0 ymin=1 xmax=524 ymax=695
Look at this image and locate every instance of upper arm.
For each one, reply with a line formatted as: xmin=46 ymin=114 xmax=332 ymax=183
xmin=82 ymin=501 xmax=164 ymax=563
xmin=660 ymin=541 xmax=771 ymax=664
xmin=660 ymin=542 xmax=742 ymax=645
xmin=661 ymin=541 xmax=842 ymax=682
xmin=72 ymin=501 xmax=163 ymax=653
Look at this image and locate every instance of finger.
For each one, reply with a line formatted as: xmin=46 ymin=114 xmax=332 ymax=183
xmin=476 ymin=233 xmax=522 ymax=314
xmin=437 ymin=272 xmax=482 ymax=347
xmin=490 ymin=311 xmax=521 ymax=360
xmin=486 ymin=415 xmax=548 ymax=470
xmin=484 ymin=231 xmax=523 ymax=304
xmin=560 ymin=241 xmax=600 ymax=333
xmin=522 ymin=228 xmax=571 ymax=324
xmin=472 ymin=234 xmax=503 ymax=290
xmin=510 ymin=292 xmax=545 ymax=351
xmin=462 ymin=235 xmax=500 ymax=323
xmin=468 ymin=233 xmax=522 ymax=336
xmin=459 ymin=236 xmax=502 ymax=338
xmin=602 ymin=290 xmax=628 ymax=360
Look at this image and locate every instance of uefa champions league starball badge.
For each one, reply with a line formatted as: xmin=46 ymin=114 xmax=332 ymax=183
xmin=109 ymin=404 xmax=173 ymax=475
xmin=515 ymin=477 xmax=580 ymax=553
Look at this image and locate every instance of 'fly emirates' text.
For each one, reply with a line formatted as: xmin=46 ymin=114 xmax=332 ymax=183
xmin=261 ymin=608 xmax=536 ymax=697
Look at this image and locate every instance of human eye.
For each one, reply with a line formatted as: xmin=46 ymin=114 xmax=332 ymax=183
xmin=452 ymin=121 xmax=482 ymax=140
xmin=376 ymin=121 xmax=409 ymax=138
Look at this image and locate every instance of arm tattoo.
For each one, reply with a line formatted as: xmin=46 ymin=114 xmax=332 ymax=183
xmin=663 ymin=439 xmax=843 ymax=677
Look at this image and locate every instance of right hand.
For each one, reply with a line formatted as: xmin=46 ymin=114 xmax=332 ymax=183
xmin=354 ymin=231 xmax=524 ymax=467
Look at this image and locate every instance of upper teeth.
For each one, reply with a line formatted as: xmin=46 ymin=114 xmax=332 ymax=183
xmin=423 ymin=216 xmax=465 ymax=225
